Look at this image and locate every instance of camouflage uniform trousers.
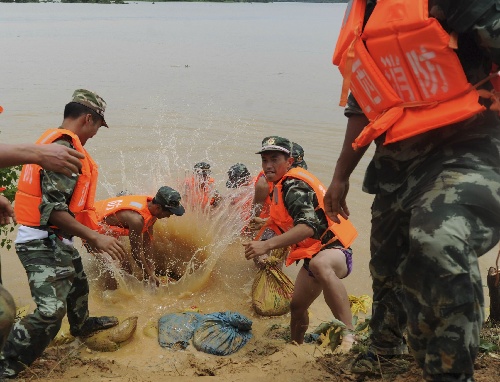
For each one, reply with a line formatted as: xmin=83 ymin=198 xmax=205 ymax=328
xmin=368 ymin=151 xmax=500 ymax=381
xmin=0 ymin=258 xmax=16 ymax=354
xmin=0 ymin=238 xmax=90 ymax=377
xmin=0 ymin=283 xmax=15 ymax=355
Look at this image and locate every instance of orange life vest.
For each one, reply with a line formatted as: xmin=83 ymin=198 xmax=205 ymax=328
xmin=91 ymin=195 xmax=157 ymax=237
xmin=254 ymin=171 xmax=273 ymax=219
xmin=184 ymin=176 xmax=216 ymax=208
xmin=265 ymin=168 xmax=358 ymax=266
xmin=14 ymin=128 xmax=98 ymax=228
xmin=333 ymin=0 xmax=486 ymax=149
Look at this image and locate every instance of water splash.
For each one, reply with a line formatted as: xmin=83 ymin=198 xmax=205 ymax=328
xmin=83 ymin=106 xmax=258 ymax=311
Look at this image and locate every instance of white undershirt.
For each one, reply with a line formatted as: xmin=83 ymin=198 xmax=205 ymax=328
xmin=15 ymin=225 xmax=74 ymax=246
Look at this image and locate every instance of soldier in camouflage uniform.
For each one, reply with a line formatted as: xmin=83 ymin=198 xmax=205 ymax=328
xmin=290 ymin=142 xmax=307 ymax=170
xmin=251 ymin=137 xmax=308 ymax=228
xmin=325 ymin=1 xmax=500 ymax=381
xmin=244 ymin=136 xmax=356 ymax=351
xmin=0 ymin=90 xmax=127 ymax=379
xmin=0 ymin=105 xmax=86 ymax=354
xmin=226 ymin=163 xmax=252 ymax=189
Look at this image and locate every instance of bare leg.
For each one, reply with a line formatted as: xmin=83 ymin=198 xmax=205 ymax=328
xmin=308 ymin=248 xmax=355 ymax=351
xmin=290 ymin=267 xmax=322 ymax=343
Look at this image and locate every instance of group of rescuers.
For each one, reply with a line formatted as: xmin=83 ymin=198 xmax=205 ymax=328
xmin=0 ymin=89 xmax=357 ymax=378
xmin=3 ymin=2 xmax=500 ymax=381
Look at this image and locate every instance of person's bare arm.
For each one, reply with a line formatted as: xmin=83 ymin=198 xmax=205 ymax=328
xmin=0 ymin=143 xmax=84 ymax=176
xmin=324 ymin=114 xmax=370 ymax=223
xmin=143 ymin=225 xmax=157 ymax=276
xmin=243 ymin=223 xmax=313 ymax=260
xmin=0 ymin=195 xmax=15 ymax=225
xmin=252 ymin=176 xmax=270 ymax=217
xmin=49 ymin=210 xmax=126 ymax=261
xmin=122 ymin=212 xmax=159 ymax=285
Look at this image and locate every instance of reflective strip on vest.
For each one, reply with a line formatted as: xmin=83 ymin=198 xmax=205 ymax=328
xmin=93 ymin=195 xmax=155 ymax=237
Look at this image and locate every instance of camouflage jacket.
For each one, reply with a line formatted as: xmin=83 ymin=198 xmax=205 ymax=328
xmin=280 ymin=178 xmax=330 ymax=242
xmin=39 ymin=137 xmax=79 ymax=237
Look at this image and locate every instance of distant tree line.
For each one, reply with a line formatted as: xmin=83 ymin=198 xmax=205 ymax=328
xmin=0 ymin=0 xmax=349 ymax=3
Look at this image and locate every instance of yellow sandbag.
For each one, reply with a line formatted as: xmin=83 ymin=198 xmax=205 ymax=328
xmin=251 ymin=249 xmax=294 ymax=316
xmin=142 ymin=319 xmax=158 ymax=339
xmin=82 ymin=316 xmax=138 ymax=352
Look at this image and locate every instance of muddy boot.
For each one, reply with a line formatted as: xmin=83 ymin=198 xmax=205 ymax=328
xmin=71 ymin=316 xmax=119 ymax=338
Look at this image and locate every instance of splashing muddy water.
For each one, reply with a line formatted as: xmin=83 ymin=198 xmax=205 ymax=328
xmin=86 ymin=177 xmax=255 ymax=301
xmin=1 ymin=4 xmax=498 ymax=376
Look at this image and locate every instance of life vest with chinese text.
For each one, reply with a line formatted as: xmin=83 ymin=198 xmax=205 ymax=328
xmin=333 ymin=0 xmax=486 ymax=149
xmin=263 ymin=168 xmax=358 ymax=266
xmin=14 ymin=128 xmax=98 ymax=228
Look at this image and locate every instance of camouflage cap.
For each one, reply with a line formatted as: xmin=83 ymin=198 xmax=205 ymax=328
xmin=256 ymin=136 xmax=292 ymax=155
xmin=194 ymin=162 xmax=211 ymax=174
xmin=226 ymin=163 xmax=251 ymax=188
xmin=291 ymin=142 xmax=308 ymax=170
xmin=71 ymin=89 xmax=108 ymax=128
xmin=154 ymin=186 xmax=185 ymax=216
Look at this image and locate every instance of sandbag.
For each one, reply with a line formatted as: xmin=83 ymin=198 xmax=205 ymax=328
xmin=252 ymin=249 xmax=294 ymax=316
xmin=143 ymin=319 xmax=158 ymax=339
xmin=158 ymin=312 xmax=203 ymax=350
xmin=192 ymin=311 xmax=252 ymax=356
xmin=82 ymin=316 xmax=138 ymax=352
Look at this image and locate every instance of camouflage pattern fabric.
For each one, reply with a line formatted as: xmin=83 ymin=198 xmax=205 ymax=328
xmin=0 ymin=136 xmax=91 ymax=377
xmin=282 ymin=178 xmax=336 ymax=244
xmin=39 ymin=139 xmax=79 ymax=240
xmin=343 ymin=2 xmax=500 ymax=381
xmin=368 ymin=122 xmax=500 ymax=380
xmin=71 ymin=89 xmax=108 ymax=127
xmin=0 ymin=238 xmax=90 ymax=377
xmin=290 ymin=142 xmax=308 ymax=170
xmin=257 ymin=136 xmax=292 ymax=155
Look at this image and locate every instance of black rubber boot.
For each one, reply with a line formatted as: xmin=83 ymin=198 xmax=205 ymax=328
xmin=71 ymin=316 xmax=119 ymax=337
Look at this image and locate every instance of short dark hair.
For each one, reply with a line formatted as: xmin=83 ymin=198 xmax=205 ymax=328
xmin=152 ymin=197 xmax=169 ymax=211
xmin=64 ymin=102 xmax=102 ymax=124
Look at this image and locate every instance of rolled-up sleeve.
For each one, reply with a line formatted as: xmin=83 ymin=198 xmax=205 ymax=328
xmin=344 ymin=93 xmax=364 ymax=118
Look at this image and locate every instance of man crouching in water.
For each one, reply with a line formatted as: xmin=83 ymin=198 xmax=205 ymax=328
xmin=92 ymin=186 xmax=185 ymax=286
xmin=243 ymin=136 xmax=358 ymax=351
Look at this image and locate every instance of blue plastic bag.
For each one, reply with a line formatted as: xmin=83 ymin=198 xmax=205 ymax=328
xmin=192 ymin=311 xmax=252 ymax=356
xmin=158 ymin=312 xmax=203 ymax=350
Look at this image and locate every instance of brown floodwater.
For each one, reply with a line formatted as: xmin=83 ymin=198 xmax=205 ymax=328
xmin=0 ymin=3 xmax=498 ymax=365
